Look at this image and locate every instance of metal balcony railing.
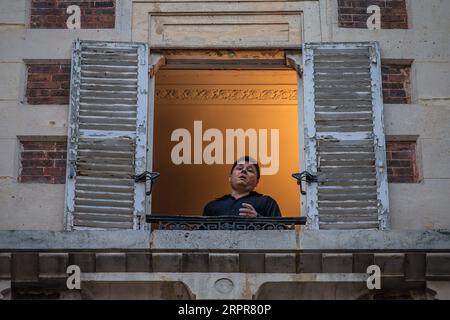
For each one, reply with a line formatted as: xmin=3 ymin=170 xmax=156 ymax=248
xmin=146 ymin=215 xmax=306 ymax=230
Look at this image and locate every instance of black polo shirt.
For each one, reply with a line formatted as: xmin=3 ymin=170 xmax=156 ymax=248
xmin=203 ymin=191 xmax=282 ymax=217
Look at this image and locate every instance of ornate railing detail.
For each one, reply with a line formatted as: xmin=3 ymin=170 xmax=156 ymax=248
xmin=146 ymin=215 xmax=306 ymax=230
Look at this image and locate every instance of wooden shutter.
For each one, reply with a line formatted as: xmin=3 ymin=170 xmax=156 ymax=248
xmin=64 ymin=40 xmax=148 ymax=230
xmin=302 ymin=42 xmax=389 ymax=230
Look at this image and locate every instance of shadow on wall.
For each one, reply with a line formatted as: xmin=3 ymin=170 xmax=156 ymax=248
xmin=80 ymin=281 xmax=194 ymax=300
xmin=255 ymin=282 xmax=437 ymax=300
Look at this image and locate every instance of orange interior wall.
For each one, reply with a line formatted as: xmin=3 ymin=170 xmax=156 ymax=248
xmin=152 ymin=69 xmax=300 ymax=217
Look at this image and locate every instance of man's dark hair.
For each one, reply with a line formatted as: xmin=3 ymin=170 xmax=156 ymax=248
xmin=230 ymin=156 xmax=260 ymax=179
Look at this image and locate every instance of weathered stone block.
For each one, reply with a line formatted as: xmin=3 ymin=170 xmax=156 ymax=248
xmin=38 ymin=253 xmax=68 ymax=279
xmin=374 ymin=254 xmax=405 ymax=276
xmin=0 ymin=280 xmax=11 ymax=300
xmin=126 ymin=253 xmax=152 ymax=272
xmin=69 ymin=253 xmax=96 ymax=273
xmin=12 ymin=253 xmax=39 ymax=282
xmin=152 ymin=253 xmax=182 ymax=272
xmin=239 ymin=253 xmax=265 ymax=273
xmin=0 ymin=254 xmax=11 ymax=280
xmin=59 ymin=290 xmax=82 ymax=300
xmin=405 ymin=253 xmax=426 ymax=281
xmin=265 ymin=254 xmax=296 ymax=273
xmin=182 ymin=253 xmax=209 ymax=272
xmin=426 ymin=253 xmax=450 ymax=279
xmin=353 ymin=253 xmax=374 ymax=273
xmin=297 ymin=253 xmax=322 ymax=273
xmin=322 ymin=254 xmax=353 ymax=273
xmin=209 ymin=253 xmax=239 ymax=273
xmin=96 ymin=253 xmax=126 ymax=272
xmin=380 ymin=277 xmax=408 ymax=290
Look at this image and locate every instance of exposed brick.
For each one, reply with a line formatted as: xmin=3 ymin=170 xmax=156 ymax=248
xmin=338 ymin=0 xmax=408 ymax=29
xmin=30 ymin=0 xmax=115 ymax=29
xmin=26 ymin=63 xmax=70 ymax=105
xmin=386 ymin=141 xmax=419 ymax=183
xmin=382 ymin=63 xmax=412 ymax=104
xmin=19 ymin=139 xmax=67 ymax=184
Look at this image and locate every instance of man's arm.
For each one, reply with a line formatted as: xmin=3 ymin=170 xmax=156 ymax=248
xmin=203 ymin=201 xmax=214 ymax=216
xmin=263 ymin=196 xmax=282 ymax=217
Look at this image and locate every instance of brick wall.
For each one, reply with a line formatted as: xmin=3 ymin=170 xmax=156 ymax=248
xmin=386 ymin=141 xmax=419 ymax=183
xmin=19 ymin=140 xmax=67 ymax=184
xmin=382 ymin=63 xmax=412 ymax=104
xmin=30 ymin=0 xmax=115 ymax=29
xmin=26 ymin=63 xmax=70 ymax=105
xmin=338 ymin=0 xmax=408 ymax=29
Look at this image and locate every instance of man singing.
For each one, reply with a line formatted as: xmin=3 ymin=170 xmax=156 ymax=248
xmin=203 ymin=156 xmax=282 ymax=217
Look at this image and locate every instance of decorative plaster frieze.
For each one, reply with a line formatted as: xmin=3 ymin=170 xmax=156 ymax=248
xmin=155 ymin=88 xmax=297 ymax=101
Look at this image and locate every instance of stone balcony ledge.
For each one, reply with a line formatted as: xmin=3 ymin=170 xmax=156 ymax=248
xmin=0 ymin=229 xmax=449 ymax=251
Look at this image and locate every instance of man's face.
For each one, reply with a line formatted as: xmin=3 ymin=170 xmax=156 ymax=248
xmin=229 ymin=162 xmax=259 ymax=192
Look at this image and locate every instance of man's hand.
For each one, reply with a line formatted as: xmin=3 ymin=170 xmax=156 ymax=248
xmin=239 ymin=203 xmax=258 ymax=217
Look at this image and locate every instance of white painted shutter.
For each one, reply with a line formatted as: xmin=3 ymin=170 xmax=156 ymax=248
xmin=64 ymin=40 xmax=148 ymax=230
xmin=302 ymin=42 xmax=389 ymax=230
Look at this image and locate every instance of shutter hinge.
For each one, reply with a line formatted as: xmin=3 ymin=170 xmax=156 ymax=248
xmin=369 ymin=45 xmax=377 ymax=64
xmin=135 ymin=171 xmax=160 ymax=196
xmin=292 ymin=171 xmax=318 ymax=195
xmin=68 ymin=160 xmax=76 ymax=179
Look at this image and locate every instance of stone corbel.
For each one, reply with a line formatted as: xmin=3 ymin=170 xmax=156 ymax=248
xmin=149 ymin=53 xmax=166 ymax=78
xmin=286 ymin=52 xmax=303 ymax=76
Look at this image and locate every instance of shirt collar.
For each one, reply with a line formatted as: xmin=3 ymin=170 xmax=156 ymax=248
xmin=217 ymin=191 xmax=262 ymax=200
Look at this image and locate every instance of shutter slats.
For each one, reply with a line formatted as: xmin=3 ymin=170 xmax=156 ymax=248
xmin=65 ymin=40 xmax=148 ymax=230
xmin=81 ymin=71 xmax=138 ymax=78
xmin=76 ymin=190 xmax=134 ymax=200
xmin=80 ymin=104 xmax=138 ymax=112
xmin=79 ymin=123 xmax=137 ymax=131
xmin=75 ymin=205 xmax=133 ymax=215
xmin=73 ymin=219 xmax=134 ymax=230
xmin=75 ymin=198 xmax=134 ymax=208
xmin=80 ymin=97 xmax=137 ymax=104
xmin=81 ymin=85 xmax=138 ymax=92
xmin=81 ymin=78 xmax=138 ymax=86
xmin=74 ymin=213 xmax=133 ymax=223
xmin=80 ymin=91 xmax=138 ymax=99
xmin=79 ymin=110 xmax=137 ymax=118
xmin=78 ymin=151 xmax=134 ymax=158
xmin=303 ymin=42 xmax=389 ymax=230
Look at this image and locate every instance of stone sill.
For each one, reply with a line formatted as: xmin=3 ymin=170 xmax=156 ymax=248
xmin=0 ymin=229 xmax=449 ymax=251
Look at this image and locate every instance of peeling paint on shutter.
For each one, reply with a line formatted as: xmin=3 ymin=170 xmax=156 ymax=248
xmin=302 ymin=42 xmax=389 ymax=230
xmin=64 ymin=40 xmax=148 ymax=230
